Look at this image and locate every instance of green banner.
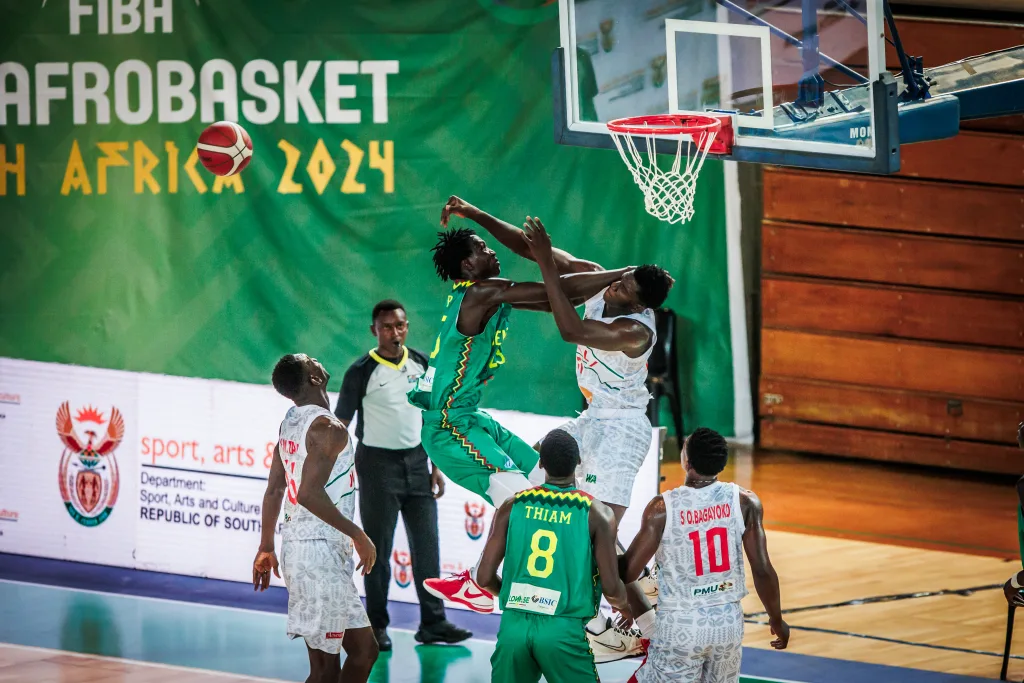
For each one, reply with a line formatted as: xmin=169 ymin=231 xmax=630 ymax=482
xmin=0 ymin=0 xmax=735 ymax=435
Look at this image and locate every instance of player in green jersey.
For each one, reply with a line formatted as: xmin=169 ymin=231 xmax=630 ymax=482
xmin=413 ymin=198 xmax=630 ymax=614
xmin=477 ymin=429 xmax=631 ymax=683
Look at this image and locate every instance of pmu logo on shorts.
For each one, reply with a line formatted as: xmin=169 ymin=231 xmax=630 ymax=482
xmin=585 ymin=474 xmax=597 ymax=484
xmin=691 ymin=580 xmax=735 ymax=598
xmin=57 ymin=402 xmax=123 ymax=527
xmin=393 ymin=550 xmax=412 ymax=588
xmin=465 ymin=501 xmax=487 ymax=540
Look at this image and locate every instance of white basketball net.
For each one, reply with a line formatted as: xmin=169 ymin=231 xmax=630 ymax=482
xmin=609 ymin=126 xmax=718 ymax=225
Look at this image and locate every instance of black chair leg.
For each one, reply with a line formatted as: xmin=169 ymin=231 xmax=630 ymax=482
xmin=666 ymin=384 xmax=685 ymax=443
xmin=1003 ymin=603 xmax=1015 ymax=680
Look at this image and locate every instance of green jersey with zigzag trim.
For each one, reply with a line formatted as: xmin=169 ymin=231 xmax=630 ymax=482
xmin=408 ymin=281 xmax=512 ymax=414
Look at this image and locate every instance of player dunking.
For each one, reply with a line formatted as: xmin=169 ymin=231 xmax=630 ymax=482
xmin=477 ymin=429 xmax=632 ymax=683
xmin=621 ymin=428 xmax=789 ymax=682
xmin=411 ymin=197 xmax=631 ymax=613
xmin=254 ymin=354 xmax=378 ymax=683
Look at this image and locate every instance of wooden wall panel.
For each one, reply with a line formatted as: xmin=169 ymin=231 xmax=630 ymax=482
xmin=759 ymin=376 xmax=1023 ymax=444
xmin=760 ymin=419 xmax=1024 ymax=474
xmin=761 ymin=329 xmax=1024 ymax=401
xmin=898 ymin=133 xmax=1024 ymax=187
xmin=762 ymin=277 xmax=1024 ymax=348
xmin=763 ymin=222 xmax=1024 ymax=295
xmin=763 ymin=170 xmax=1024 ymax=241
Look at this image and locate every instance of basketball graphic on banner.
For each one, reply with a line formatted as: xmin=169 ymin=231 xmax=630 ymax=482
xmin=196 ymin=121 xmax=253 ymax=176
xmin=56 ymin=402 xmax=123 ymax=527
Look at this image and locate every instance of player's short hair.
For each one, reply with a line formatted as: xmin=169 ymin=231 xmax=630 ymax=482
xmin=539 ymin=429 xmax=580 ymax=478
xmin=684 ymin=427 xmax=729 ymax=476
xmin=431 ymin=228 xmax=477 ymax=282
xmin=271 ymin=354 xmax=306 ymax=400
xmin=372 ymin=299 xmax=405 ymax=321
xmin=634 ymin=264 xmax=673 ymax=309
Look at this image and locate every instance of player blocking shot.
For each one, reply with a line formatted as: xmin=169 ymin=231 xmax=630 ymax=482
xmin=622 ymin=428 xmax=789 ymax=683
xmin=477 ymin=429 xmax=632 ymax=683
xmin=253 ymin=354 xmax=379 ymax=683
xmin=410 ymin=198 xmax=634 ymax=613
xmin=482 ymin=207 xmax=673 ymax=660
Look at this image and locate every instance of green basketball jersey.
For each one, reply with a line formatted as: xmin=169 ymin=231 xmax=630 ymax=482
xmin=408 ymin=281 xmax=511 ymax=414
xmin=499 ymin=484 xmax=600 ymax=620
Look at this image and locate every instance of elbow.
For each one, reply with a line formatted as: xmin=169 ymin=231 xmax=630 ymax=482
xmin=295 ymin=486 xmax=312 ymax=507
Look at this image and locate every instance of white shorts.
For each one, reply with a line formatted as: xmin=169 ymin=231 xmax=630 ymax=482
xmin=280 ymin=538 xmax=370 ymax=654
xmin=557 ymin=410 xmax=652 ymax=508
xmin=633 ymin=603 xmax=744 ymax=683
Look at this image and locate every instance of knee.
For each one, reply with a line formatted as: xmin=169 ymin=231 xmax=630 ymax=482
xmin=351 ymin=642 xmax=379 ymax=671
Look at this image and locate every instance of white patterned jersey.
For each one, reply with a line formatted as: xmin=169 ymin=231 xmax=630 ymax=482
xmin=575 ymin=288 xmax=657 ymax=411
xmin=278 ymin=404 xmax=357 ymax=544
xmin=656 ymin=482 xmax=748 ymax=611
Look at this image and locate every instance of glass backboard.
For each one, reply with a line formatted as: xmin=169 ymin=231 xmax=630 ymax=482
xmin=557 ymin=0 xmax=902 ymax=173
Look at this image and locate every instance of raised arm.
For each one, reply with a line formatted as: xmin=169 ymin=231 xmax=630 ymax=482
xmin=441 ymin=196 xmax=603 ymax=274
xmin=523 ymin=217 xmax=651 ymax=356
xmin=620 ymin=495 xmax=666 ymax=583
xmin=464 ymin=267 xmax=630 ymax=309
xmin=477 ymin=498 xmax=514 ymax=596
xmin=297 ymin=417 xmax=377 ymax=575
xmin=741 ymin=489 xmax=789 ymax=650
xmin=252 ymin=444 xmax=287 ymax=591
xmin=591 ymin=500 xmax=631 ymax=620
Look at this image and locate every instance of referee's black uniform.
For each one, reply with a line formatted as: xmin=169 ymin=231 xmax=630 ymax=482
xmin=335 ymin=347 xmax=448 ymax=636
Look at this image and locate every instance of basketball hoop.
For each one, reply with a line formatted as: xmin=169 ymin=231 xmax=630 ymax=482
xmin=607 ymin=114 xmax=733 ymax=225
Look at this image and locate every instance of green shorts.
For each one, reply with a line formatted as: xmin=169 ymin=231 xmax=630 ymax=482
xmin=491 ymin=611 xmax=599 ymax=683
xmin=420 ymin=408 xmax=539 ymax=505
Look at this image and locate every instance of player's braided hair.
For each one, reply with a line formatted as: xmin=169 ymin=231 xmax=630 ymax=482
xmin=431 ymin=228 xmax=477 ymax=282
xmin=539 ymin=429 xmax=581 ymax=478
xmin=685 ymin=427 xmax=729 ymax=476
xmin=634 ymin=264 xmax=674 ymax=309
xmin=271 ymin=354 xmax=305 ymax=400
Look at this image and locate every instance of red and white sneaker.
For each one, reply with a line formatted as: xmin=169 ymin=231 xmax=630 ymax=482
xmin=423 ymin=571 xmax=494 ymax=613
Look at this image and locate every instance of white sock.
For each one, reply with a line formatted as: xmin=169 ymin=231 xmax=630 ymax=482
xmin=635 ymin=609 xmax=656 ymax=638
xmin=586 ymin=612 xmax=608 ymax=632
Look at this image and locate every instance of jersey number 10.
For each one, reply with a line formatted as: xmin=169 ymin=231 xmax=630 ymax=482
xmin=688 ymin=527 xmax=731 ymax=577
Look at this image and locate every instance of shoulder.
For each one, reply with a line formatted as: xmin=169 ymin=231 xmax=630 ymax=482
xmin=407 ymin=348 xmax=430 ymax=368
xmin=738 ymin=488 xmax=763 ymax=517
xmin=589 ymin=498 xmax=616 ymax=527
xmin=644 ymin=494 xmax=667 ymax=518
xmin=308 ymin=414 xmax=349 ymax=444
xmin=344 ymin=354 xmax=375 ymax=375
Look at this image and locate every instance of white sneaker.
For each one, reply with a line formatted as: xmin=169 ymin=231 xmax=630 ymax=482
xmin=638 ymin=565 xmax=659 ymax=607
xmin=586 ymin=617 xmax=645 ymax=663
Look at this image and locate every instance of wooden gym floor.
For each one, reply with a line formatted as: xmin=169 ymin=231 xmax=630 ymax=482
xmin=0 ymin=447 xmax=1019 ymax=682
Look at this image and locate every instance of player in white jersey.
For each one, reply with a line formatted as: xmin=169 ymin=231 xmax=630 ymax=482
xmin=253 ymin=354 xmax=379 ymax=683
xmin=621 ymin=428 xmax=790 ymax=683
xmin=522 ymin=216 xmax=673 ymax=660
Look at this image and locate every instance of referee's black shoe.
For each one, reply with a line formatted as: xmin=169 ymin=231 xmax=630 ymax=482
xmin=414 ymin=620 xmax=473 ymax=645
xmin=372 ymin=627 xmax=392 ymax=651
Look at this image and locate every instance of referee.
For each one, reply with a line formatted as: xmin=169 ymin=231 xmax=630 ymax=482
xmin=335 ymin=300 xmax=472 ymax=651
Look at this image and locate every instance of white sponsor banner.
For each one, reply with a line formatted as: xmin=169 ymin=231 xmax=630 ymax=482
xmin=0 ymin=357 xmax=661 ymax=608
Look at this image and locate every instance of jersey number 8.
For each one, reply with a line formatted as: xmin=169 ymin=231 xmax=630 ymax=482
xmin=527 ymin=529 xmax=558 ymax=579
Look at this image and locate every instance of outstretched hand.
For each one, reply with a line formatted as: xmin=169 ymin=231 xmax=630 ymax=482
xmin=441 ymin=195 xmax=474 ymax=228
xmin=522 ymin=216 xmax=553 ymax=262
